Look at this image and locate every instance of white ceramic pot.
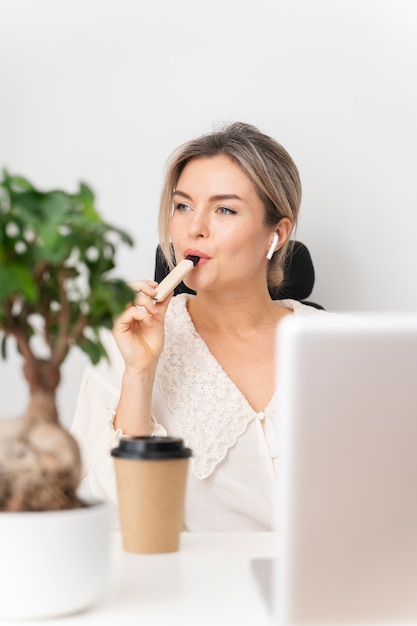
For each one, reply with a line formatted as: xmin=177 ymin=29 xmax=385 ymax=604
xmin=0 ymin=500 xmax=110 ymax=620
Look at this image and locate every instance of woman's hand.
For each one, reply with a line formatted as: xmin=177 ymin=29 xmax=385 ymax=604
xmin=112 ymin=279 xmax=172 ymax=374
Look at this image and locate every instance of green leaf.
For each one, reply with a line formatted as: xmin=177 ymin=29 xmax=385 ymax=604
xmin=1 ymin=333 xmax=7 ymax=360
xmin=0 ymin=264 xmax=38 ymax=302
xmin=7 ymin=175 xmax=35 ymax=193
xmin=77 ymin=336 xmax=108 ymax=365
xmin=41 ymin=191 xmax=72 ymax=221
xmin=88 ymin=279 xmax=135 ymax=319
xmin=77 ymin=182 xmax=95 ymax=204
xmin=105 ymin=279 xmax=136 ymax=311
xmin=37 ymin=224 xmax=74 ymax=264
xmin=0 ymin=170 xmax=136 ymax=369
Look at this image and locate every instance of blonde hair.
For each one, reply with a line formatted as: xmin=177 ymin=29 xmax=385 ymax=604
xmin=158 ymin=122 xmax=302 ymax=288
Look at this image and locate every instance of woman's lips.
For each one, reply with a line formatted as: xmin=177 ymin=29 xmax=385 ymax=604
xmin=184 ymin=249 xmax=211 ymax=264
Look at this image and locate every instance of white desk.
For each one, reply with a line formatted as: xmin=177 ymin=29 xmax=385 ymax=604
xmin=2 ymin=533 xmax=276 ymax=625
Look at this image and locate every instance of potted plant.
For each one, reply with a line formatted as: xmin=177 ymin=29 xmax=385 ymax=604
xmin=0 ymin=170 xmax=135 ymax=618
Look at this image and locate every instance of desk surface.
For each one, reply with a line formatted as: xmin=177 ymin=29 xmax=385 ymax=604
xmin=3 ymin=532 xmax=276 ymax=625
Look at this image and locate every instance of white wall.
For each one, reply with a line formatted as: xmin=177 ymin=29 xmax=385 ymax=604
xmin=1 ymin=0 xmax=416 ymax=426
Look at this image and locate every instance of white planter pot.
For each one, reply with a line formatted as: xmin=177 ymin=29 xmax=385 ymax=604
xmin=0 ymin=500 xmax=110 ymax=620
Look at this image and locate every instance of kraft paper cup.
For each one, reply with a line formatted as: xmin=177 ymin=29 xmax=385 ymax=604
xmin=111 ymin=436 xmax=192 ymax=554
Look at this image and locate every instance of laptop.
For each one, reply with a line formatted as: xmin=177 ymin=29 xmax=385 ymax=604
xmin=255 ymin=312 xmax=417 ymax=625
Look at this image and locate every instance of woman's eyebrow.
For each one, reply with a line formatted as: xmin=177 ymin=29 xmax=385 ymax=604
xmin=208 ymin=193 xmax=242 ymax=202
xmin=173 ymin=190 xmax=192 ymax=200
xmin=173 ymin=190 xmax=242 ymax=202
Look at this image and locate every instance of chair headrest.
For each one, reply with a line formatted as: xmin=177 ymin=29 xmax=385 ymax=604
xmin=271 ymin=240 xmax=315 ymax=300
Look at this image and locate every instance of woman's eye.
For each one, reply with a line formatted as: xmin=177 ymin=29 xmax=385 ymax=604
xmin=217 ymin=206 xmax=236 ymax=215
xmin=175 ymin=203 xmax=192 ymax=212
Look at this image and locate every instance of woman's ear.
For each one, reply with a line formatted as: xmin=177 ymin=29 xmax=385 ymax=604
xmin=276 ymin=218 xmax=292 ymax=247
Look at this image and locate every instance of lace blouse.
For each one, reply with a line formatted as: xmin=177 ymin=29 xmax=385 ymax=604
xmin=70 ymin=294 xmax=324 ymax=531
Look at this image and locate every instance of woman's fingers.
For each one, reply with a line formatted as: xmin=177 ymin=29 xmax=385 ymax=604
xmin=116 ymin=301 xmax=155 ymax=329
xmin=115 ymin=288 xmax=172 ymax=331
xmin=124 ymin=280 xmax=158 ymax=314
xmin=128 ymin=279 xmax=157 ymax=297
xmin=133 ymin=293 xmax=157 ymax=316
xmin=111 ymin=283 xmax=173 ymax=370
xmin=125 ymin=279 xmax=174 ymax=318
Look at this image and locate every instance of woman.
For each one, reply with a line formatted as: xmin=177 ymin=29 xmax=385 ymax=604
xmin=71 ymin=122 xmax=324 ymax=531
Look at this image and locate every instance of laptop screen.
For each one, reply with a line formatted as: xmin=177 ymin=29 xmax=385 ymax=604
xmin=275 ymin=313 xmax=417 ymax=625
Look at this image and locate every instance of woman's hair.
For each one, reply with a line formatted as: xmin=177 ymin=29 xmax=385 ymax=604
xmin=158 ymin=121 xmax=302 ymax=288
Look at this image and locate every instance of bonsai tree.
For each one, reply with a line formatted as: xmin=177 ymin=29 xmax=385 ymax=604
xmin=0 ymin=170 xmax=135 ymax=511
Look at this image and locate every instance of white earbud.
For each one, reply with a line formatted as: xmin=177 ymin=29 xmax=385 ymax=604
xmin=266 ymin=232 xmax=279 ymax=260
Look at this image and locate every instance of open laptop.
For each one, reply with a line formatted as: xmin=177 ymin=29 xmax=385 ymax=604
xmin=254 ymin=312 xmax=417 ymax=625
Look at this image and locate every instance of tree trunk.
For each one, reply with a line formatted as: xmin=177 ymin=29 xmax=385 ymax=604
xmin=22 ymin=359 xmax=61 ymax=425
xmin=0 ymin=359 xmax=83 ymax=512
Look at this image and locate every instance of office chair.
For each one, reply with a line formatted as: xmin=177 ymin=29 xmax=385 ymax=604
xmin=154 ymin=242 xmax=323 ymax=310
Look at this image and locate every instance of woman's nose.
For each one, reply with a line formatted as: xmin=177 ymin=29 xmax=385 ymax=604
xmin=187 ymin=210 xmax=209 ymax=238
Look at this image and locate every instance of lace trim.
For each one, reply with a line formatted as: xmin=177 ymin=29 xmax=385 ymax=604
xmin=106 ymin=400 xmax=124 ymax=440
xmin=156 ymin=295 xmax=264 ymax=479
xmin=108 ymin=404 xmax=166 ymax=439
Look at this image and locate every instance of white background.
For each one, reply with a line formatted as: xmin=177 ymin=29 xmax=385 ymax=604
xmin=1 ymin=0 xmax=416 ymax=427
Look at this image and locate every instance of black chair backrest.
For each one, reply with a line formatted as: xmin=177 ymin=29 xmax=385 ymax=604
xmin=154 ymin=242 xmax=323 ymax=309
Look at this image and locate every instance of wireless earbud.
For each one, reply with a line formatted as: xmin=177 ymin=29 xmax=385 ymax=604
xmin=266 ymin=232 xmax=279 ymax=260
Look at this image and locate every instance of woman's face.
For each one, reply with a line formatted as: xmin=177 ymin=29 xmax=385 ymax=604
xmin=169 ymin=154 xmax=282 ymax=295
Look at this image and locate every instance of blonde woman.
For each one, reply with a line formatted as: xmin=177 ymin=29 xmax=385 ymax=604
xmin=71 ymin=122 xmax=325 ymax=531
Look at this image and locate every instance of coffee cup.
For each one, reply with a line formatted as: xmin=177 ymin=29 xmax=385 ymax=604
xmin=111 ymin=436 xmax=192 ymax=554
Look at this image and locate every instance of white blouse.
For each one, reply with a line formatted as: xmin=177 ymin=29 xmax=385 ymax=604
xmin=70 ymin=294 xmax=324 ymax=532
